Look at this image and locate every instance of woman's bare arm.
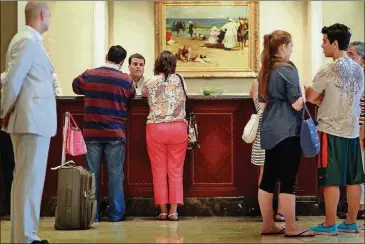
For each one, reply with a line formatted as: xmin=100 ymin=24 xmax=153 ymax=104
xmin=249 ymin=79 xmax=259 ymax=101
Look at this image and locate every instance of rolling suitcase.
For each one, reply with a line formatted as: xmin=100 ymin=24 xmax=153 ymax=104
xmin=52 ymin=112 xmax=97 ymax=230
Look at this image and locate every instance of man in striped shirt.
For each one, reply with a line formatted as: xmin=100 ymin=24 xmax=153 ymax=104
xmin=347 ymin=41 xmax=365 ymax=224
xmin=72 ymin=45 xmax=135 ymax=222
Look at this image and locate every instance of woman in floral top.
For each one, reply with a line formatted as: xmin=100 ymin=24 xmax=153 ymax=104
xmin=141 ymin=51 xmax=188 ymax=221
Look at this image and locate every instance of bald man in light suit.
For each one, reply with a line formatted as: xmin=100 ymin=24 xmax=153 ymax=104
xmin=0 ymin=2 xmax=55 ymax=243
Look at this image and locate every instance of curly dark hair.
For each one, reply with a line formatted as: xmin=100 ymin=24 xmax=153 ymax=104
xmin=107 ymin=45 xmax=127 ymax=64
xmin=321 ymin=23 xmax=351 ymax=51
xmin=154 ymin=51 xmax=177 ymax=81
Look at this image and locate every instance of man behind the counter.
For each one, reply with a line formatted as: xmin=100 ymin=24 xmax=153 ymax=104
xmin=128 ymin=53 xmax=145 ymax=95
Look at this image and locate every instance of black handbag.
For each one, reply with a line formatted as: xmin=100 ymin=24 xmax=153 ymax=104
xmin=176 ymin=74 xmax=200 ymax=150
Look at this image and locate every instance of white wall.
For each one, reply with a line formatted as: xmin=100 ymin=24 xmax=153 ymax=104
xmin=17 ymin=1 xmax=26 ymax=31
xmin=42 ymin=1 xmax=95 ymax=96
xmin=323 ymin=1 xmax=364 ymax=42
xmin=109 ymin=1 xmax=155 ymax=77
xmin=322 ymin=1 xmax=365 ymax=64
xmin=259 ymin=1 xmax=309 ymax=84
xmin=111 ymin=1 xmax=309 ymax=94
xmin=308 ymin=1 xmax=323 ymax=79
xmin=17 ymin=1 xmax=364 ymax=96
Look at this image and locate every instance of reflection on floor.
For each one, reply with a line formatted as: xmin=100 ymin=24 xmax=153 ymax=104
xmin=1 ymin=217 xmax=364 ymax=243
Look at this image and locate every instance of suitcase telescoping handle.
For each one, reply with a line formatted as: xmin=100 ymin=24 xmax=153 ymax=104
xmin=61 ymin=112 xmax=70 ymax=165
xmin=50 ymin=112 xmax=75 ymax=170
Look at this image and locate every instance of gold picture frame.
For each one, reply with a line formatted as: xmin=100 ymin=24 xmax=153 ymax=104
xmin=154 ymin=1 xmax=260 ymax=78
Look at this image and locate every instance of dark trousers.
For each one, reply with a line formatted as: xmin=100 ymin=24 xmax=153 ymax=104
xmin=259 ymin=136 xmax=301 ymax=195
xmin=0 ymin=130 xmax=15 ymax=215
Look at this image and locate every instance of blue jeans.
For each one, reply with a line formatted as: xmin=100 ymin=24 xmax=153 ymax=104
xmin=85 ymin=140 xmax=125 ymax=221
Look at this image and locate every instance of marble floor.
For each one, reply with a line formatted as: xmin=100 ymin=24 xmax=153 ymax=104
xmin=0 ymin=217 xmax=364 ymax=243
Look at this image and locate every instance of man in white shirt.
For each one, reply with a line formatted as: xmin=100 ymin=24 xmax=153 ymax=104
xmin=0 ymin=69 xmax=61 ymax=222
xmin=1 ymin=1 xmax=56 ymax=243
xmin=1 ymin=71 xmax=63 ymax=96
xmin=128 ymin=53 xmax=145 ymax=95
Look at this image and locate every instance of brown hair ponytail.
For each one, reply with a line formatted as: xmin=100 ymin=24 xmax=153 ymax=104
xmin=258 ymin=30 xmax=292 ymax=101
xmin=259 ymin=34 xmax=272 ymax=101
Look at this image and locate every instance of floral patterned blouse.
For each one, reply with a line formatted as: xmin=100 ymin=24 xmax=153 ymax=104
xmin=141 ymin=73 xmax=187 ymax=124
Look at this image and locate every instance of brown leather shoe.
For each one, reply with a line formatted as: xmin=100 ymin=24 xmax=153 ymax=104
xmin=31 ymin=240 xmax=49 ymax=244
xmin=337 ymin=212 xmax=347 ymax=219
xmin=357 ymin=210 xmax=365 ymax=220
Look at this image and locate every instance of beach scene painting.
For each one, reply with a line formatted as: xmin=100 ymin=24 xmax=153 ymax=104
xmin=154 ymin=1 xmax=260 ymax=77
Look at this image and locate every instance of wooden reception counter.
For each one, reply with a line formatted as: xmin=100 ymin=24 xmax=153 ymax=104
xmin=44 ymin=95 xmax=318 ymax=200
xmin=0 ymin=95 xmax=320 ymax=217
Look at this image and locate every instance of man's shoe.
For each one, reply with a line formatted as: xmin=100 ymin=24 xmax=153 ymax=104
xmin=337 ymin=212 xmax=347 ymax=219
xmin=31 ymin=240 xmax=49 ymax=244
xmin=108 ymin=215 xmax=126 ymax=222
xmin=0 ymin=215 xmax=10 ymax=220
xmin=337 ymin=221 xmax=359 ymax=233
xmin=308 ymin=223 xmax=338 ymax=236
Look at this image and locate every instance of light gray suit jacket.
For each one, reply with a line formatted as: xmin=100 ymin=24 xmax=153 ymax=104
xmin=1 ymin=26 xmax=57 ymax=137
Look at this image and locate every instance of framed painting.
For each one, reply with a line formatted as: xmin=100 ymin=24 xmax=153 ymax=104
xmin=154 ymin=1 xmax=260 ymax=78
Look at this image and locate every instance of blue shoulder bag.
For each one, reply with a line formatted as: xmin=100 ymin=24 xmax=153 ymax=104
xmin=300 ymin=104 xmax=320 ymax=157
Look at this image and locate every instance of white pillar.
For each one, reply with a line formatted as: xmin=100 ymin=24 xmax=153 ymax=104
xmin=17 ymin=1 xmax=26 ymax=31
xmin=307 ymin=1 xmax=323 ymax=80
xmin=93 ymin=1 xmax=106 ymax=68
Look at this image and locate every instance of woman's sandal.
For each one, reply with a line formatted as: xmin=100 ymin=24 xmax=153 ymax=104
xmin=274 ymin=213 xmax=299 ymax=222
xmin=168 ymin=213 xmax=179 ymax=221
xmin=274 ymin=213 xmax=285 ymax=222
xmin=157 ymin=213 xmax=168 ymax=220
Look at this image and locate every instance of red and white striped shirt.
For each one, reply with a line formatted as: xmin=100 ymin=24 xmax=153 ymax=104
xmin=360 ymin=92 xmax=365 ymax=126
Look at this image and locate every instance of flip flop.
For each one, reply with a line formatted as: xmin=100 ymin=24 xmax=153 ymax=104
xmin=261 ymin=228 xmax=286 ymax=235
xmin=284 ymin=230 xmax=315 ymax=238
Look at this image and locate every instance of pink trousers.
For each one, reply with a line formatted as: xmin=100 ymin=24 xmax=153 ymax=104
xmin=146 ymin=121 xmax=188 ymax=206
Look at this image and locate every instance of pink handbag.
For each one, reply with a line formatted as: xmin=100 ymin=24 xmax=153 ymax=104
xmin=64 ymin=112 xmax=87 ymax=156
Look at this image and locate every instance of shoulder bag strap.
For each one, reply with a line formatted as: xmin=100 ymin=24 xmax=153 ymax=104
xmin=176 ymin=73 xmax=188 ymax=99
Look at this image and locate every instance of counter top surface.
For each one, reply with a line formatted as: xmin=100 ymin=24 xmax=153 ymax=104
xmin=57 ymin=94 xmax=251 ymax=101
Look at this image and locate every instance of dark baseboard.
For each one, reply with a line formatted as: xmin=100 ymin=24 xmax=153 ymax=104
xmin=38 ymin=196 xmax=349 ymax=217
